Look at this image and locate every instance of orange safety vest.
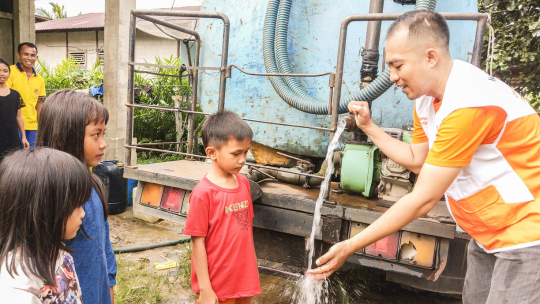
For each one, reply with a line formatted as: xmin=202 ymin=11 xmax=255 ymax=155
xmin=416 ymin=60 xmax=540 ymax=252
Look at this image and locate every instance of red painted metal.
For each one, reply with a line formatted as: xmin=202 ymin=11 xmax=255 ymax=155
xmin=365 ymin=231 xmax=400 ymax=259
xmin=160 ymin=187 xmax=186 ymax=212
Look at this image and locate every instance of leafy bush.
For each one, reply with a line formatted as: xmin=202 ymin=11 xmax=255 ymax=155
xmin=37 ymin=57 xmax=103 ymax=95
xmin=133 ymin=56 xmax=205 ymax=161
xmin=479 ymin=0 xmax=540 ymax=112
xmin=37 ymin=55 xmax=205 ymax=161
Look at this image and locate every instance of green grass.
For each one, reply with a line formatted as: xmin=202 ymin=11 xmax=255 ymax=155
xmin=114 ymin=255 xmax=170 ymax=304
xmin=175 ymin=245 xmax=192 ymax=288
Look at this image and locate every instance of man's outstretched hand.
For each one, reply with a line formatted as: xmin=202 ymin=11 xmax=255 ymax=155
xmin=306 ymin=240 xmax=355 ymax=281
xmin=348 ymin=101 xmax=373 ymax=129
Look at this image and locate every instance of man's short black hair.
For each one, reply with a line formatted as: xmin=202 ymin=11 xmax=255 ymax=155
xmin=202 ymin=110 xmax=253 ymax=149
xmin=387 ymin=10 xmax=450 ymax=50
xmin=17 ymin=42 xmax=38 ymax=54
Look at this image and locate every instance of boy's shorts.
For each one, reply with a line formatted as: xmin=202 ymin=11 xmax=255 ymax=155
xmin=196 ymin=294 xmax=251 ymax=304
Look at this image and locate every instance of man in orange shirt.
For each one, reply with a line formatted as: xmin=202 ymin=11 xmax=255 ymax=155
xmin=308 ymin=10 xmax=540 ymax=303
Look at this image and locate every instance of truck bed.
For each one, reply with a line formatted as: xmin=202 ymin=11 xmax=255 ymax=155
xmin=124 ymin=160 xmax=456 ymax=239
xmin=125 ymin=160 xmax=468 ymax=294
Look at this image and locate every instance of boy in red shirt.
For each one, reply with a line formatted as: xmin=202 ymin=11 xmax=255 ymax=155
xmin=183 ymin=110 xmax=261 ymax=304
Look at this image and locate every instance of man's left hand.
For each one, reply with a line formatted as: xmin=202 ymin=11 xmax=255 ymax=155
xmin=306 ymin=240 xmax=354 ymax=281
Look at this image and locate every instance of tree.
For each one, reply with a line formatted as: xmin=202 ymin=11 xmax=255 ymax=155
xmin=36 ymin=2 xmax=68 ymax=20
xmin=478 ymin=0 xmax=540 ymax=111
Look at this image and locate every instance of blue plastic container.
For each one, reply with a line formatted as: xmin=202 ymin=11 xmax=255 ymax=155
xmin=127 ymin=178 xmax=138 ymax=206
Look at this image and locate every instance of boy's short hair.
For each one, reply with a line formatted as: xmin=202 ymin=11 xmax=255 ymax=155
xmin=202 ymin=110 xmax=253 ymax=149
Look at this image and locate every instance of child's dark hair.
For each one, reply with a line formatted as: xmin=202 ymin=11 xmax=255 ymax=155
xmin=17 ymin=42 xmax=38 ymax=54
xmin=37 ymin=89 xmax=110 ymax=219
xmin=0 ymin=148 xmax=92 ymax=285
xmin=201 ymin=110 xmax=253 ymax=149
xmin=0 ymin=58 xmax=11 ymax=71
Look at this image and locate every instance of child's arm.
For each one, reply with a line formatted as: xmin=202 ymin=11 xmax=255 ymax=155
xmin=17 ymin=109 xmax=29 ymax=149
xmin=104 ymin=220 xmax=117 ymax=304
xmin=191 ymin=237 xmax=219 ymax=304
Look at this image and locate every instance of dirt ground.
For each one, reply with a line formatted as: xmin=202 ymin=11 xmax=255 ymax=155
xmin=109 ymin=207 xmax=194 ymax=303
xmin=109 ymin=207 xmax=461 ymax=304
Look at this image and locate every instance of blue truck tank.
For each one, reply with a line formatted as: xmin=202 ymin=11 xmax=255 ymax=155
xmin=197 ymin=0 xmax=478 ymax=157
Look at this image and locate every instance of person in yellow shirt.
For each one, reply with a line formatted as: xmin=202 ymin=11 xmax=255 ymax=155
xmin=7 ymin=42 xmax=46 ymax=148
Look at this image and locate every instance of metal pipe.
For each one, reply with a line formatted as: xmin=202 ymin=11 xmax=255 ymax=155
xmin=361 ymin=0 xmax=384 ymax=83
xmin=246 ymin=163 xmax=324 ymax=180
xmin=248 ymin=166 xmax=277 ymax=180
xmin=336 ymin=12 xmax=488 ymax=22
xmin=365 ymin=0 xmax=384 ymax=50
xmin=133 ymin=141 xmax=187 ymax=146
xmin=134 ymin=69 xmax=184 ymax=78
xmin=187 ymin=27 xmax=201 ymax=157
xmin=132 ymin=9 xmax=227 ymax=19
xmin=129 ymin=62 xmax=219 ymax=70
xmin=133 ymin=10 xmax=230 ymax=112
xmin=136 ymin=14 xmax=199 ymax=38
xmin=125 ymin=13 xmax=137 ymax=166
xmin=217 ymin=13 xmax=230 ymax=112
xmin=229 ymin=64 xmax=332 ymax=77
xmin=125 ymin=104 xmax=335 ymax=132
xmin=126 ymin=145 xmax=209 ymax=159
xmin=472 ymin=18 xmax=487 ymax=68
xmin=126 ymin=103 xmax=209 ymax=113
xmin=242 ymin=117 xmax=334 ymax=132
xmin=183 ymin=40 xmax=194 ymax=72
xmin=276 ymin=152 xmax=313 ymax=165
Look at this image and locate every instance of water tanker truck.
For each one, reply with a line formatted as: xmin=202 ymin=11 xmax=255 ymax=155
xmin=124 ymin=0 xmax=488 ymax=295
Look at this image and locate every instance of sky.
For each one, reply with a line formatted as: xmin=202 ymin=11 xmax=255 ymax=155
xmin=34 ymin=0 xmax=203 ymax=17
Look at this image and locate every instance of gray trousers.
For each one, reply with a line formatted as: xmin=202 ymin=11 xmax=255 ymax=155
xmin=463 ymin=240 xmax=540 ymax=304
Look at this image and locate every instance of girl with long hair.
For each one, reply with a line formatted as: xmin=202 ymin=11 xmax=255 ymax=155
xmin=37 ymin=89 xmax=117 ymax=304
xmin=0 ymin=148 xmax=90 ymax=303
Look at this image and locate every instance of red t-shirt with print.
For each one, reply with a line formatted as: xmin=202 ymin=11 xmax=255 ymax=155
xmin=183 ymin=174 xmax=261 ymax=301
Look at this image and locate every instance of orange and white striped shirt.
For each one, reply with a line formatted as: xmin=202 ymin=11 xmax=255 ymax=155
xmin=413 ymin=60 xmax=540 ymax=252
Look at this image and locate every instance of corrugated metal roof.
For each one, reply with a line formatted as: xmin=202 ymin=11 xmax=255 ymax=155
xmin=35 ymin=6 xmax=201 ymax=32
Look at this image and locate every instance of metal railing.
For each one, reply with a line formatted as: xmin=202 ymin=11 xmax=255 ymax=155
xmin=125 ymin=10 xmax=489 ymax=185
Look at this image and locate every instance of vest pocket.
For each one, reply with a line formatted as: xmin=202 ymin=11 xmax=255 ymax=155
xmin=455 ymin=185 xmax=519 ymax=232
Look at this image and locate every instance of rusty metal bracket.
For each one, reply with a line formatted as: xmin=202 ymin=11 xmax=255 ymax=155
xmin=276 ymin=152 xmax=314 ymax=167
xmin=249 ymin=165 xmax=276 ymax=181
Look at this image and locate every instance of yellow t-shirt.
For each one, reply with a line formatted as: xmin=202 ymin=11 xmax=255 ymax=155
xmin=7 ymin=63 xmax=46 ymax=130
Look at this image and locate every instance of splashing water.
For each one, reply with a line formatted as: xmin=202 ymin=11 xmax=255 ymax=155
xmin=293 ymin=119 xmax=347 ymax=304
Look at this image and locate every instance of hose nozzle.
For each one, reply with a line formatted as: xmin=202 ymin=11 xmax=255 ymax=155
xmin=343 ymin=115 xmax=357 ymax=132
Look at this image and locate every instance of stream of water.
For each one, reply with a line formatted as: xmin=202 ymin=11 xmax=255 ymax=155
xmin=292 ymin=119 xmax=347 ymax=304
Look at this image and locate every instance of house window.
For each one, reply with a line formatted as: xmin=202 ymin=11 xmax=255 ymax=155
xmin=69 ymin=52 xmax=86 ymax=65
xmin=98 ymin=50 xmax=104 ymax=59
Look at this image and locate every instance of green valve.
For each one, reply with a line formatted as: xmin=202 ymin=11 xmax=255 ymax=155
xmin=340 ymin=143 xmax=381 ymax=197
